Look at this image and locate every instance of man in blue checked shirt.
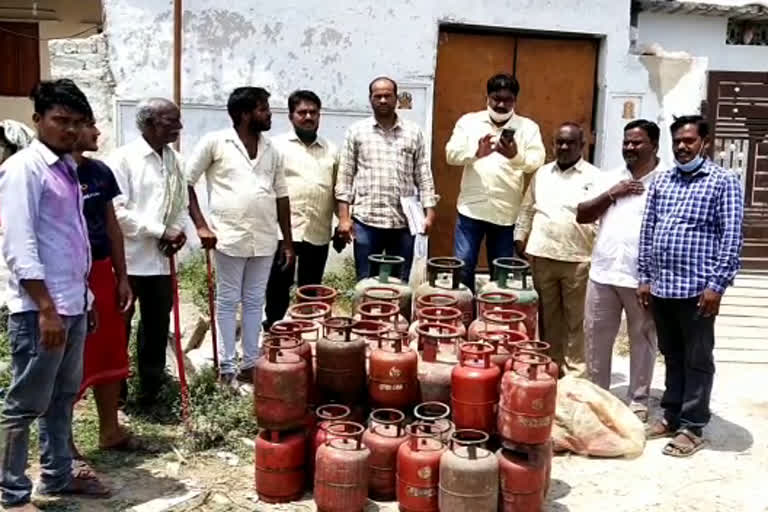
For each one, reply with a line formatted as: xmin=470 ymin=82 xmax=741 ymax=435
xmin=638 ymin=115 xmax=743 ymax=458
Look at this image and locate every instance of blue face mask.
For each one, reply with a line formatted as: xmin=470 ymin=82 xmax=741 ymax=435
xmin=675 ymin=153 xmax=704 ymax=173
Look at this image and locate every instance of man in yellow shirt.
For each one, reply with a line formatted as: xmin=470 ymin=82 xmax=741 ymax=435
xmin=514 ymin=122 xmax=600 ymax=376
xmin=264 ymin=90 xmax=339 ymax=328
xmin=445 ymin=73 xmax=545 ymax=291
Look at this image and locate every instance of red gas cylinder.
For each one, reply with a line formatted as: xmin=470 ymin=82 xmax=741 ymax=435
xmin=480 ymin=330 xmax=529 ymax=374
xmin=362 ymin=286 xmax=411 ymax=322
xmin=497 ymin=442 xmax=550 ymax=512
xmin=296 ymin=284 xmax=339 ymax=307
xmin=263 ymin=335 xmax=314 ymax=404
xmin=255 ymin=429 xmax=305 ymax=503
xmin=413 ymin=401 xmax=454 ymax=443
xmin=498 ymin=353 xmax=557 ymax=445
xmin=396 ymin=422 xmax=447 ymax=512
xmin=511 ymin=341 xmax=560 ymax=379
xmin=355 ymin=300 xmax=408 ymax=332
xmin=361 ymin=409 xmax=408 ymax=501
xmin=351 ymin=319 xmax=391 ymax=370
xmin=286 ymin=301 xmax=332 ymax=322
xmin=308 ymin=404 xmax=352 ymax=486
xmin=451 ymin=342 xmax=501 ymax=433
xmin=315 ymin=421 xmax=370 ymax=512
xmin=414 ymin=293 xmax=459 ymax=318
xmin=416 ymin=323 xmax=462 ymax=403
xmin=474 ymin=290 xmax=518 ymax=322
xmin=253 ymin=346 xmax=308 ymax=431
xmin=316 ymin=317 xmax=367 ymax=404
xmin=468 ymin=292 xmax=522 ymax=341
xmin=369 ymin=330 xmax=418 ymax=410
xmin=472 ymin=308 xmax=529 ymax=339
xmin=414 ymin=257 xmax=475 ymax=327
xmin=408 ymin=306 xmax=466 ymax=346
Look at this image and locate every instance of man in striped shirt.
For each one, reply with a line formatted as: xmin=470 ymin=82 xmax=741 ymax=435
xmin=639 ymin=115 xmax=743 ymax=457
xmin=335 ymin=77 xmax=438 ymax=281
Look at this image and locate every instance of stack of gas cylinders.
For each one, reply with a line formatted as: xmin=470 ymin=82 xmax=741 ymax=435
xmin=252 ymin=255 xmax=557 ymax=511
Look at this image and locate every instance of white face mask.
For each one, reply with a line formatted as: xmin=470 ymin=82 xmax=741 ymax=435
xmin=487 ymin=105 xmax=514 ymax=123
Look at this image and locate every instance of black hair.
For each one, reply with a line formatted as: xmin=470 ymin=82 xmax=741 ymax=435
xmin=368 ymin=76 xmax=398 ymax=96
xmin=670 ymin=115 xmax=709 ymax=138
xmin=227 ymin=86 xmax=270 ymax=125
xmin=487 ymin=73 xmax=520 ymax=97
xmin=30 ymin=79 xmax=92 ymax=118
xmin=624 ymin=119 xmax=660 ymax=144
xmin=288 ymin=90 xmax=322 ymax=114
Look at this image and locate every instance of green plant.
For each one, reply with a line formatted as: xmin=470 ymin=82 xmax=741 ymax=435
xmin=322 ymin=256 xmax=357 ymax=315
xmin=177 ymin=253 xmax=209 ymax=312
xmin=0 ymin=305 xmax=11 ymax=390
xmin=183 ymin=366 xmax=259 ymax=455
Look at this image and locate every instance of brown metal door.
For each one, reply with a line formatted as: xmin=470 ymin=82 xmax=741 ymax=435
xmin=430 ymin=29 xmax=599 ymax=263
xmin=707 ymin=71 xmax=768 ymax=270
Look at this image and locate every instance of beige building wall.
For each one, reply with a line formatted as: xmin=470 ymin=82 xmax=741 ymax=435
xmin=0 ymin=0 xmax=101 ymax=126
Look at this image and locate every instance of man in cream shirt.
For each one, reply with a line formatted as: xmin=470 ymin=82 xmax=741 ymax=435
xmin=446 ymin=73 xmax=545 ymax=291
xmin=186 ymin=87 xmax=294 ymax=386
xmin=515 ymin=122 xmax=600 ymax=376
xmin=264 ymin=90 xmax=339 ymax=328
xmin=107 ymin=97 xmax=187 ymax=407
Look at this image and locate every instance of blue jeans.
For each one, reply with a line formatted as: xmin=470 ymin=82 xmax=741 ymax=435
xmin=353 ymin=219 xmax=415 ymax=282
xmin=453 ymin=213 xmax=516 ymax=292
xmin=0 ymin=312 xmax=86 ymax=506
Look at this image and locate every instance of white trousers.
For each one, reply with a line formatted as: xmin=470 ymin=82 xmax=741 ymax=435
xmin=214 ymin=250 xmax=272 ymax=374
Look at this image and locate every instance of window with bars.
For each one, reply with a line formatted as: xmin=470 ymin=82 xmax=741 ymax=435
xmin=0 ymin=22 xmax=41 ymax=96
xmin=727 ymin=18 xmax=768 ymax=46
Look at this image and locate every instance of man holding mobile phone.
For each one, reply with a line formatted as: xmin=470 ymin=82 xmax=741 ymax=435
xmin=445 ymin=73 xmax=545 ymax=291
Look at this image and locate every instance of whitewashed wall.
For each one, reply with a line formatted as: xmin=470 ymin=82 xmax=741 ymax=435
xmin=101 ymin=0 xmax=640 ymax=169
xmin=638 ymin=12 xmax=768 ymax=72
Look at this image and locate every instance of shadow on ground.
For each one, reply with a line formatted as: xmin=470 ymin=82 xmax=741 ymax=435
xmin=608 ymin=385 xmax=754 ymax=453
xmin=706 ymin=413 xmax=754 ymax=453
xmin=34 ymin=436 xmax=188 ymax=511
xmin=546 ymin=478 xmax=572 ymax=511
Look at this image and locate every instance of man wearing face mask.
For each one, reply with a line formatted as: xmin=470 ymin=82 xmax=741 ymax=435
xmin=263 ymin=90 xmax=339 ymax=329
xmin=186 ymin=87 xmax=294 ymax=387
xmin=446 ymin=73 xmax=545 ymax=291
xmin=639 ymin=116 xmax=743 ymax=457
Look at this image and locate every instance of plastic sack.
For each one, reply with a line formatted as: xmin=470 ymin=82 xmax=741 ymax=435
xmin=552 ymin=375 xmax=646 ymax=458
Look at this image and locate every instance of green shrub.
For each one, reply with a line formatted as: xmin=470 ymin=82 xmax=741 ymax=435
xmin=177 ymin=253 xmax=209 ymax=312
xmin=322 ymin=257 xmax=357 ymax=315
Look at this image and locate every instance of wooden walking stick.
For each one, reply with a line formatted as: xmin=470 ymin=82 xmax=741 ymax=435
xmin=205 ymin=248 xmax=219 ymax=374
xmin=169 ymin=253 xmax=190 ymax=421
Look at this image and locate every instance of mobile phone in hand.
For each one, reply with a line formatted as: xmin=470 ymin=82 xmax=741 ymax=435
xmin=500 ymin=128 xmax=516 ymax=143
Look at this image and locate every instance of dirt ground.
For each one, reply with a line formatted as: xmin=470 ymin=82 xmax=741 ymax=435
xmin=26 ymin=349 xmax=765 ymax=512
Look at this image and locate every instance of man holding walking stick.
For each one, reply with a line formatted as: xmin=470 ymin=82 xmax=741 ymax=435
xmin=106 ymin=97 xmax=188 ymax=410
xmin=186 ymin=87 xmax=294 ymax=387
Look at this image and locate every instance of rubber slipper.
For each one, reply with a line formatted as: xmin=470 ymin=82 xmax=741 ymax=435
xmin=663 ymin=429 xmax=707 ymax=458
xmin=645 ymin=418 xmax=676 ymax=440
xmin=72 ymin=459 xmax=98 ymax=480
